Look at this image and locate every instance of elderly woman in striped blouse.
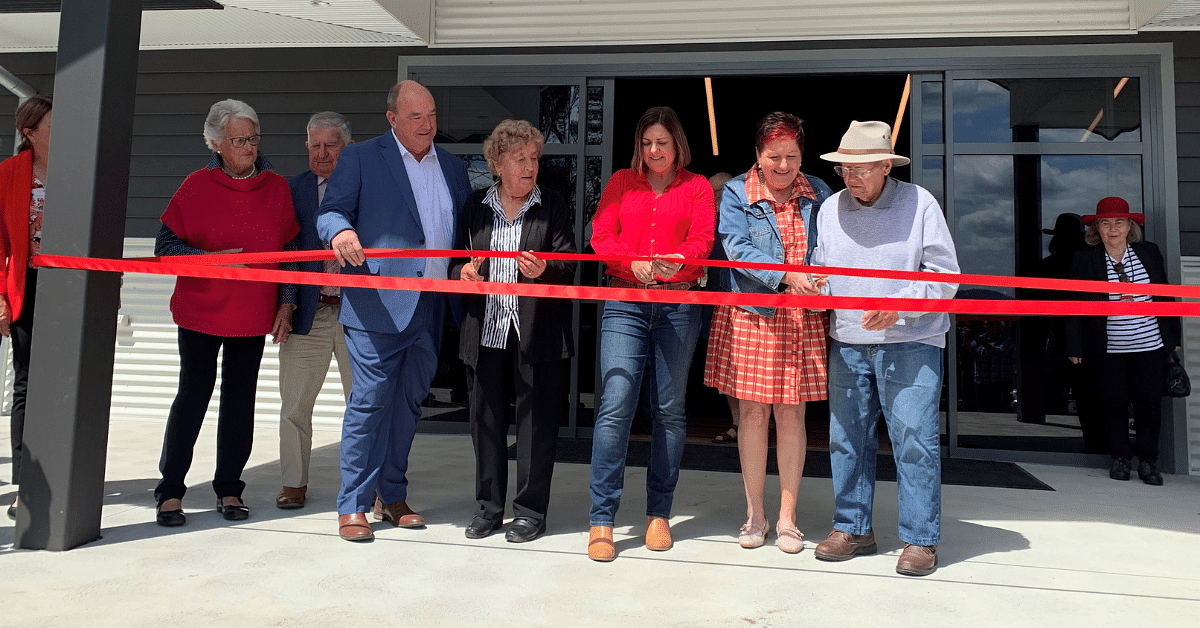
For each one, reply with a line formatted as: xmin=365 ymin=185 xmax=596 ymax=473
xmin=450 ymin=119 xmax=577 ymax=543
xmin=1066 ymin=197 xmax=1180 ymax=486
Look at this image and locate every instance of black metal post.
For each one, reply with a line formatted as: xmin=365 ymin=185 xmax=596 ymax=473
xmin=14 ymin=0 xmax=142 ymax=550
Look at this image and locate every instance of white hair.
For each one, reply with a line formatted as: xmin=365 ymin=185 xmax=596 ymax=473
xmin=203 ymin=99 xmax=260 ymax=150
xmin=307 ymin=111 xmax=351 ymax=144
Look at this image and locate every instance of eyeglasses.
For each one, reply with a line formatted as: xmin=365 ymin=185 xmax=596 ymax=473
xmin=1111 ymin=261 xmax=1130 ymax=283
xmin=833 ymin=164 xmax=875 ymax=179
xmin=227 ymin=134 xmax=261 ymax=148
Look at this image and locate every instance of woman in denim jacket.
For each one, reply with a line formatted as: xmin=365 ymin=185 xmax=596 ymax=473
xmin=704 ymin=112 xmax=832 ymax=554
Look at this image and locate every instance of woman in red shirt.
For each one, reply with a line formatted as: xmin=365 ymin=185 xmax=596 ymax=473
xmin=152 ymin=99 xmax=299 ymax=527
xmin=587 ymin=106 xmax=715 ymax=561
xmin=0 ymin=93 xmax=52 ymax=521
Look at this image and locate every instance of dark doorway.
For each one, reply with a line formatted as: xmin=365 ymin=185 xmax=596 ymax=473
xmin=613 ymin=75 xmax=913 ymax=198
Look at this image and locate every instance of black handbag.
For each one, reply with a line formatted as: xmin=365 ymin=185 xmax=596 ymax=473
xmin=1164 ymin=351 xmax=1191 ymax=398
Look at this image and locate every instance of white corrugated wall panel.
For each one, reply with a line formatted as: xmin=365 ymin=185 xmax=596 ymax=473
xmin=3 ymin=238 xmax=347 ymax=431
xmin=431 ymin=0 xmax=1136 ymax=47
xmin=1181 ymin=257 xmax=1200 ymax=475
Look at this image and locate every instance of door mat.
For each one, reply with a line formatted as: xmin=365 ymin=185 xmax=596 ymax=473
xmin=514 ymin=437 xmax=1054 ymax=491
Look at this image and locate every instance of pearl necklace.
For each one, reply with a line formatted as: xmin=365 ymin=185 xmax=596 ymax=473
xmin=223 ymin=165 xmax=258 ymax=180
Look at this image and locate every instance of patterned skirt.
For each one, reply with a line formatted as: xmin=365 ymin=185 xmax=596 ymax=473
xmin=704 ymin=303 xmax=829 ymax=405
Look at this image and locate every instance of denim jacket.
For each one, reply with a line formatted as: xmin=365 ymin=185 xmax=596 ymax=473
xmin=715 ymin=172 xmax=833 ymax=317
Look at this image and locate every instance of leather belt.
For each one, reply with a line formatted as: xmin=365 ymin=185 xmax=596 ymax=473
xmin=318 ymin=294 xmax=341 ymax=305
xmin=609 ymin=277 xmax=698 ymax=291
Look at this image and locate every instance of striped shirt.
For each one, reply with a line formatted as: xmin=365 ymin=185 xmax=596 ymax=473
xmin=479 ymin=184 xmax=541 ymax=350
xmin=1105 ymin=246 xmax=1163 ymax=353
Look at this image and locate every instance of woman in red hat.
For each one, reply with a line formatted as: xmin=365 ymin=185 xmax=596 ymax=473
xmin=1065 ymin=196 xmax=1180 ymax=486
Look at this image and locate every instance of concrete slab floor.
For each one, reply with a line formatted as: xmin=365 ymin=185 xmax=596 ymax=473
xmin=2 ymin=418 xmax=1199 ymax=627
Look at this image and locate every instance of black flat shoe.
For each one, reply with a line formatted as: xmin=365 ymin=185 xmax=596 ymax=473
xmin=465 ymin=516 xmax=503 ymax=539
xmin=7 ymin=504 xmax=17 ymax=521
xmin=1109 ymin=458 xmax=1131 ymax=481
xmin=505 ymin=517 xmax=546 ymax=543
xmin=156 ymin=505 xmax=186 ymax=527
xmin=217 ymin=500 xmax=249 ymax=521
xmin=1138 ymin=461 xmax=1163 ymax=486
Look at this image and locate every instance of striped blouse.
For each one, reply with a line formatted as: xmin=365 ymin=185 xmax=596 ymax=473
xmin=479 ymin=183 xmax=541 ymax=350
xmin=1105 ymin=246 xmax=1163 ymax=353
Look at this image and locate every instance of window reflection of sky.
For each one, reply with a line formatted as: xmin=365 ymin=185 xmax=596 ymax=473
xmin=1038 ymin=156 xmax=1142 ymax=239
xmin=954 ymin=155 xmax=1014 ymax=290
xmin=953 ymin=155 xmax=1143 ymax=289
xmin=952 ymin=79 xmax=1140 ymax=143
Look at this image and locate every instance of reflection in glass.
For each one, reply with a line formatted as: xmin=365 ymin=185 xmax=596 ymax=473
xmin=463 ymin=154 xmax=492 ymax=191
xmin=1036 ymin=155 xmax=1142 ymax=257
xmin=922 ymin=156 xmax=945 ymax=210
xmin=587 ymin=86 xmax=604 ymax=145
xmin=428 ymin=86 xmax=581 ymax=144
xmin=952 ymin=77 xmax=1140 ymax=143
xmin=956 ymin=318 xmax=1016 ymax=413
xmin=539 ymin=155 xmax=577 ymax=218
xmin=922 ymin=81 xmax=943 ymax=144
xmin=953 ymin=155 xmax=1015 ymax=294
xmin=585 ymin=156 xmax=603 ymax=225
xmin=539 ymin=86 xmax=580 ymax=145
xmin=952 ymin=152 xmax=1146 ymax=451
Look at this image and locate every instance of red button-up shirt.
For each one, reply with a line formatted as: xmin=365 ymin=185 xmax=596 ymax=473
xmin=590 ymin=167 xmax=715 ymax=284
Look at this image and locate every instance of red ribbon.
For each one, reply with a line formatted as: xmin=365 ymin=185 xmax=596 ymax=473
xmin=32 ymin=249 xmax=1200 ymax=317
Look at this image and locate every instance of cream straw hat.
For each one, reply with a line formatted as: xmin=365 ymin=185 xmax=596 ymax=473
xmin=819 ymin=120 xmax=910 ymax=167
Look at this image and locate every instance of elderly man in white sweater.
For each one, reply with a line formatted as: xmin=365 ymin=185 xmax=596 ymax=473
xmin=809 ymin=121 xmax=960 ymax=577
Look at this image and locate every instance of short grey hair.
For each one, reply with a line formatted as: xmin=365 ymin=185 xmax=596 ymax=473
xmin=307 ymin=111 xmax=351 ymax=144
xmin=203 ymin=99 xmax=260 ymax=150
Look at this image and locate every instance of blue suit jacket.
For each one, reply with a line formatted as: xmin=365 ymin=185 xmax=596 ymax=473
xmin=286 ymin=170 xmax=328 ymax=336
xmin=316 ymin=132 xmax=471 ymax=334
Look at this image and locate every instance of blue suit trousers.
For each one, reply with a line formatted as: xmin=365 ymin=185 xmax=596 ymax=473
xmin=337 ymin=292 xmax=444 ymax=515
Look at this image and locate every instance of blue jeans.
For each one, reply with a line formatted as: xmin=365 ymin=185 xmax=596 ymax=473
xmin=828 ymin=339 xmax=943 ymax=546
xmin=589 ymin=299 xmax=701 ymax=527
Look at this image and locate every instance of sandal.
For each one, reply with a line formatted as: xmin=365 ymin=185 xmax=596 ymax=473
xmin=712 ymin=426 xmax=738 ymax=444
xmin=738 ymin=520 xmax=770 ymax=549
xmin=776 ymin=526 xmax=805 ymax=554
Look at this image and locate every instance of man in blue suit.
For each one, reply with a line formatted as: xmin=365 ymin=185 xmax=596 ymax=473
xmin=270 ymin=111 xmax=355 ymax=510
xmin=317 ymin=81 xmax=472 ymax=542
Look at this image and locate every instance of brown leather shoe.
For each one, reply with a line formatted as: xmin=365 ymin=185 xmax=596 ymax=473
xmin=338 ymin=513 xmax=374 ymax=542
xmin=813 ymin=529 xmax=877 ymax=562
xmin=588 ymin=526 xmax=615 ymax=562
xmin=275 ymin=486 xmax=306 ymax=509
xmin=896 ymin=543 xmax=938 ymax=576
xmin=374 ymin=498 xmax=425 ymax=528
xmin=645 ymin=516 xmax=673 ymax=551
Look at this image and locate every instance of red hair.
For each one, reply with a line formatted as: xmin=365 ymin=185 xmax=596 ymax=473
xmin=755 ymin=112 xmax=804 ymax=154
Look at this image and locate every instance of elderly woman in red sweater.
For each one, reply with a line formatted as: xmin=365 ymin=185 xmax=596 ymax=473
xmin=0 ymin=93 xmax=53 ymax=521
xmin=153 ymin=99 xmax=299 ymax=527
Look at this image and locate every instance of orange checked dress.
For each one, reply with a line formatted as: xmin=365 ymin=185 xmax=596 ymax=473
xmin=703 ymin=169 xmax=829 ymax=405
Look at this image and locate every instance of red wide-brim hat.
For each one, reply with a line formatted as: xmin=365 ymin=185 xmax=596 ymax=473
xmin=1081 ymin=196 xmax=1145 ymax=226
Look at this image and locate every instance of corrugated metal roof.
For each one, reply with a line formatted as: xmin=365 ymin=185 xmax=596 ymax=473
xmin=1145 ymin=0 xmax=1200 ymax=28
xmin=220 ymin=0 xmax=420 ymax=38
xmin=3 ymin=1 xmax=1200 ymax=53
